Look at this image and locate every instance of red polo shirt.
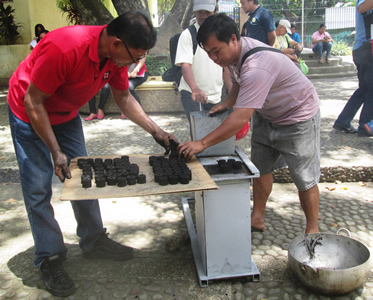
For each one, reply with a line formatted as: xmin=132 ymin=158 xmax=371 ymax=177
xmin=8 ymin=25 xmax=129 ymax=125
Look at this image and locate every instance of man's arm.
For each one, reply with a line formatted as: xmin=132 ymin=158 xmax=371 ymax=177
xmin=24 ymin=82 xmax=71 ymax=182
xmin=178 ymin=107 xmax=255 ymax=159
xmin=181 ymin=63 xmax=208 ymax=103
xmin=110 ymin=86 xmax=177 ymax=151
xmin=358 ymin=0 xmax=373 ymax=13
xmin=267 ymin=31 xmax=276 ymax=46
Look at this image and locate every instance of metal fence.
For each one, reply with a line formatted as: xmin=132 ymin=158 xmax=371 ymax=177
xmin=265 ymin=5 xmax=356 ymax=48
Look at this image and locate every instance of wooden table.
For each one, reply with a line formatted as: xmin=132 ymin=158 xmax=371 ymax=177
xmin=60 ymin=154 xmax=218 ymax=201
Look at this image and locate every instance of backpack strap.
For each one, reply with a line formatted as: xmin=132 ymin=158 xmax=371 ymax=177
xmin=241 ymin=47 xmax=284 ymax=66
xmin=187 ymin=25 xmax=198 ymax=55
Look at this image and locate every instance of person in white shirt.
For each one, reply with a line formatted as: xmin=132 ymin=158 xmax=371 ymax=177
xmin=175 ymin=0 xmax=232 ymax=135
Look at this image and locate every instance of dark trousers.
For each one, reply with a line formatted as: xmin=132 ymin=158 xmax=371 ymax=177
xmin=129 ymin=73 xmax=148 ymax=105
xmin=334 ymin=44 xmax=373 ymax=134
xmin=88 ymin=83 xmax=110 ymax=114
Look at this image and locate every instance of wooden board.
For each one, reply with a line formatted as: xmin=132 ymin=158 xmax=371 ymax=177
xmin=60 ymin=154 xmax=218 ymax=201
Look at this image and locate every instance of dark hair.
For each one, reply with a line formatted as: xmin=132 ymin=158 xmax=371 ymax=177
xmin=34 ymin=24 xmax=45 ymax=37
xmin=37 ymin=30 xmax=49 ymax=43
xmin=197 ymin=13 xmax=240 ymax=48
xmin=291 ymin=23 xmax=296 ymax=29
xmin=319 ymin=23 xmax=326 ymax=29
xmin=107 ymin=11 xmax=157 ymax=50
xmin=275 ymin=20 xmax=279 ymax=28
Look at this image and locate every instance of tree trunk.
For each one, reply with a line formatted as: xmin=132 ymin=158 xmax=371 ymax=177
xmin=69 ymin=0 xmax=113 ymax=25
xmin=111 ymin=0 xmax=151 ymax=20
xmin=171 ymin=0 xmax=194 ymax=29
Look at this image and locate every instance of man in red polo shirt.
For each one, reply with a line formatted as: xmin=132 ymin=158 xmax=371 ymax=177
xmin=8 ymin=11 xmax=177 ymax=297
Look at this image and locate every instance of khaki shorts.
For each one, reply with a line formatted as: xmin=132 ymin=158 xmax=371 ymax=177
xmin=251 ymin=111 xmax=320 ymax=191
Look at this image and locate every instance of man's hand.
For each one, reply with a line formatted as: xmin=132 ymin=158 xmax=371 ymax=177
xmin=52 ymin=150 xmax=71 ymax=182
xmin=209 ymin=103 xmax=229 ymax=115
xmin=178 ymin=140 xmax=205 ymax=160
xmin=191 ymin=87 xmax=208 ymax=104
xmin=152 ymin=130 xmax=178 ymax=155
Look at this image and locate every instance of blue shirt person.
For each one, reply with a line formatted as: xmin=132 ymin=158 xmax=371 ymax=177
xmin=240 ymin=0 xmax=276 ymax=46
xmin=289 ymin=23 xmax=301 ymax=43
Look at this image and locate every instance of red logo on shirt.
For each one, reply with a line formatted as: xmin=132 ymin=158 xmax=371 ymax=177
xmin=102 ymin=71 xmax=111 ymax=80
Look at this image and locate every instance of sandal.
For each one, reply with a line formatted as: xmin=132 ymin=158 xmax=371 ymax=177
xmin=319 ymin=58 xmax=325 ymax=64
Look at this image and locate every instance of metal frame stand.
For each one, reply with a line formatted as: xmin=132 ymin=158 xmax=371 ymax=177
xmin=182 ymin=197 xmax=260 ymax=287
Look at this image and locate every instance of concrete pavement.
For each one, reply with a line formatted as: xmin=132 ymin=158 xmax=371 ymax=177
xmin=0 ymin=68 xmax=373 ymax=299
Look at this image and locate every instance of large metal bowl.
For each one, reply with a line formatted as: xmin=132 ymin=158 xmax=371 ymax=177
xmin=288 ymin=229 xmax=371 ymax=295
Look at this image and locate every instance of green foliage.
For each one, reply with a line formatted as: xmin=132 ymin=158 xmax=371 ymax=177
xmin=331 ymin=40 xmax=352 ymax=56
xmin=157 ymin=0 xmax=176 ymax=21
xmin=145 ymin=55 xmax=171 ymax=76
xmin=56 ymin=0 xmax=84 ymax=25
xmin=0 ymin=2 xmax=23 ymax=45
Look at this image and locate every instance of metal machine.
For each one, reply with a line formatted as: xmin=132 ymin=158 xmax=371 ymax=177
xmin=182 ymin=111 xmax=261 ymax=287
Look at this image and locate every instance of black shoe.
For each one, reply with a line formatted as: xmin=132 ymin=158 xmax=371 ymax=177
xmin=40 ymin=255 xmax=76 ymax=297
xmin=83 ymin=233 xmax=134 ymax=261
xmin=333 ymin=124 xmax=357 ymax=134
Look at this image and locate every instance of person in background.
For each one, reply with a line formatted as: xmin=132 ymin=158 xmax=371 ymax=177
xmin=274 ymin=19 xmax=302 ymax=61
xmin=179 ymin=13 xmax=320 ymax=235
xmin=311 ymin=23 xmax=333 ymax=63
xmin=121 ymin=56 xmax=148 ymax=119
xmin=30 ymin=23 xmax=46 ymax=49
xmin=333 ymin=0 xmax=373 ymax=136
xmin=175 ymin=0 xmax=232 ymax=136
xmin=289 ymin=23 xmax=301 ymax=43
xmin=240 ymin=0 xmax=276 ymax=46
xmin=37 ymin=29 xmax=49 ymax=43
xmin=7 ymin=11 xmax=177 ymax=297
xmin=85 ymin=83 xmax=110 ymax=120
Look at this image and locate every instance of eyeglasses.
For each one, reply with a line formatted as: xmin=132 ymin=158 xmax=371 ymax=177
xmin=117 ymin=36 xmax=147 ymax=63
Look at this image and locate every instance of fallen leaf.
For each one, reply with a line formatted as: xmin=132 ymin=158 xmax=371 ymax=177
xmin=325 ymin=187 xmax=336 ymax=191
xmin=0 ymin=157 xmax=5 ymax=160
xmin=340 ymin=187 xmax=348 ymax=190
xmin=330 ymin=223 xmax=338 ymax=227
xmin=359 ymin=181 xmax=366 ymax=186
xmin=112 ymin=201 xmax=117 ymax=203
xmin=166 ymin=122 xmax=172 ymax=126
xmin=344 ymin=146 xmax=351 ymax=150
xmin=334 ymin=180 xmax=342 ymax=184
xmin=7 ymin=198 xmax=16 ymax=203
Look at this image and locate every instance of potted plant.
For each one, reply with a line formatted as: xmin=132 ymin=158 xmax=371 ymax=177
xmin=0 ymin=0 xmax=23 ymax=45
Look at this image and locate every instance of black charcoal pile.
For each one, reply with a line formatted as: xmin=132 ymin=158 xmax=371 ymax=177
xmin=77 ymin=156 xmax=146 ymax=189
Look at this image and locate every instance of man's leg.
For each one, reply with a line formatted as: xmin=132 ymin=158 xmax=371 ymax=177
xmin=53 ymin=115 xmax=105 ymax=249
xmin=251 ymin=173 xmax=273 ymax=231
xmin=298 ymin=184 xmax=320 ymax=234
xmin=250 ymin=113 xmax=285 ymax=231
xmin=357 ymin=48 xmax=373 ymax=135
xmin=8 ymin=107 xmax=67 ymax=266
xmin=54 ymin=114 xmax=134 ymax=259
xmin=334 ymin=47 xmax=366 ymax=130
xmin=8 ymin=107 xmax=76 ymax=297
xmin=278 ymin=111 xmax=321 ymax=233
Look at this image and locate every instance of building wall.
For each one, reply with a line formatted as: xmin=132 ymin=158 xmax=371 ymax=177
xmin=5 ymin=0 xmax=70 ymax=45
xmin=28 ymin=0 xmax=70 ymax=39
